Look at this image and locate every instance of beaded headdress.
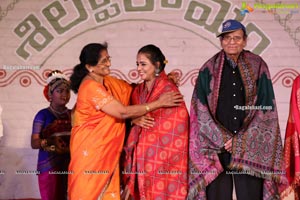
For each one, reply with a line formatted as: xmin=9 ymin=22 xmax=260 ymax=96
xmin=43 ymin=70 xmax=70 ymax=101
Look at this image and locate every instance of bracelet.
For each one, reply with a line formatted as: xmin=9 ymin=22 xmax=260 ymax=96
xmin=145 ymin=105 xmax=150 ymax=112
xmin=49 ymin=145 xmax=56 ymax=152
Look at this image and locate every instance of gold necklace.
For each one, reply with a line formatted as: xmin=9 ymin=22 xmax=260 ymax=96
xmin=49 ymin=105 xmax=68 ymax=115
xmin=87 ymin=74 xmax=102 ymax=84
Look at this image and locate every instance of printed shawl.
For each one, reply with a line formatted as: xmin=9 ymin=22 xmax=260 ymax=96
xmin=68 ymin=76 xmax=132 ymax=200
xmin=284 ymin=75 xmax=300 ymax=199
xmin=188 ymin=50 xmax=288 ymax=200
xmin=123 ymin=71 xmax=189 ymax=200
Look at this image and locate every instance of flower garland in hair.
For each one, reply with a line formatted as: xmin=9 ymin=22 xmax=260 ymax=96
xmin=43 ymin=70 xmax=69 ymax=101
xmin=46 ymin=71 xmax=69 ymax=84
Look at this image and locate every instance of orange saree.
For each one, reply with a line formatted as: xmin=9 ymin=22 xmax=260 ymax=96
xmin=284 ymin=75 xmax=300 ymax=199
xmin=68 ymin=76 xmax=132 ymax=200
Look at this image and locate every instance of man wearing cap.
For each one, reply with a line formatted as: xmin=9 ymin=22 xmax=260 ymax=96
xmin=188 ymin=19 xmax=287 ymax=199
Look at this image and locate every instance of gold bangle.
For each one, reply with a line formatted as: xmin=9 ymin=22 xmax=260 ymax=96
xmin=145 ymin=105 xmax=150 ymax=112
xmin=49 ymin=145 xmax=56 ymax=152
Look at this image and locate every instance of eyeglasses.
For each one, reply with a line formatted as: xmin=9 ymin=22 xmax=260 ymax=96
xmin=97 ymin=56 xmax=111 ymax=65
xmin=222 ymin=35 xmax=243 ymax=42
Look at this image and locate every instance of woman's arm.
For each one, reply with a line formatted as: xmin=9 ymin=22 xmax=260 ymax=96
xmin=101 ymin=91 xmax=183 ymax=119
xmin=31 ymin=116 xmax=44 ymax=149
xmin=31 ymin=113 xmax=52 ymax=151
xmin=131 ymin=115 xmax=155 ymax=129
xmin=31 ymin=134 xmax=43 ymax=149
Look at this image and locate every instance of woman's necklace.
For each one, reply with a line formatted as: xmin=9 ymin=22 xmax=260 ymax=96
xmin=49 ymin=105 xmax=68 ymax=116
xmin=87 ymin=74 xmax=103 ymax=84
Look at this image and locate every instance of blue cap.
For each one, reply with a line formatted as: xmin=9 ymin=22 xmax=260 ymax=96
xmin=217 ymin=19 xmax=246 ymax=37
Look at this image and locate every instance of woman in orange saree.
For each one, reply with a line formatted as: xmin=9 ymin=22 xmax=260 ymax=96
xmin=68 ymin=43 xmax=183 ymax=200
xmin=284 ymin=75 xmax=300 ymax=199
xmin=123 ymin=44 xmax=189 ymax=200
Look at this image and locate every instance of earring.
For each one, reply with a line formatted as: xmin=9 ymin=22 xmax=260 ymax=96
xmin=155 ymin=68 xmax=160 ymax=77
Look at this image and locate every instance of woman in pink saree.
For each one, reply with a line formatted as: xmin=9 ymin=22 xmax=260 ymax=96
xmin=284 ymin=75 xmax=300 ymax=199
xmin=123 ymin=44 xmax=189 ymax=200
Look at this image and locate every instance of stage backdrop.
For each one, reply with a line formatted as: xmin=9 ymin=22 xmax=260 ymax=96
xmin=0 ymin=0 xmax=299 ymax=199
